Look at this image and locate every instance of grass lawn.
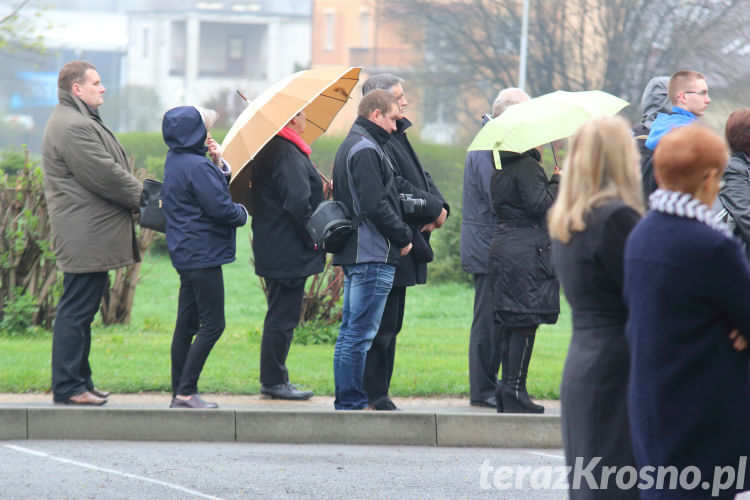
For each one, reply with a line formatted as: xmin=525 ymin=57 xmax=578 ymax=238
xmin=0 ymin=226 xmax=573 ymax=398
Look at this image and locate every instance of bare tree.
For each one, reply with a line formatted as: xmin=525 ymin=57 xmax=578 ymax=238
xmin=0 ymin=0 xmax=47 ymax=53
xmin=379 ymin=0 xmax=750 ymax=137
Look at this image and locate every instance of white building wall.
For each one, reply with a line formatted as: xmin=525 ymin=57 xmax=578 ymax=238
xmin=125 ymin=12 xmax=311 ymax=114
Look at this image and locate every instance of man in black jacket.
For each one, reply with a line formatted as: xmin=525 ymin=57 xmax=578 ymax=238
xmin=332 ymin=89 xmax=413 ymax=410
xmin=250 ymin=110 xmax=324 ymax=400
xmin=361 ymin=74 xmax=449 ymax=410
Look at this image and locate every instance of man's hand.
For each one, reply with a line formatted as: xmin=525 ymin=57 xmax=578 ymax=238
xmin=206 ymin=136 xmax=222 ymax=166
xmin=729 ymin=329 xmax=748 ymax=351
xmin=553 ymin=165 xmax=562 ymax=175
xmin=400 ymin=243 xmax=413 ymax=256
xmin=434 ymin=207 xmax=448 ymax=228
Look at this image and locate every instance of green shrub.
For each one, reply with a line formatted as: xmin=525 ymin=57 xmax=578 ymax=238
xmin=0 ymin=288 xmax=37 ymax=335
xmin=292 ymin=319 xmax=338 ymax=345
xmin=0 ymin=149 xmax=27 ymax=176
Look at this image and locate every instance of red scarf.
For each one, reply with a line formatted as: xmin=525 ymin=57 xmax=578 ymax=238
xmin=277 ymin=126 xmax=312 ymax=157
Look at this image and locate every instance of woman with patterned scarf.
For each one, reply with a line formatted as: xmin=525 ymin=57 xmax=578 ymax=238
xmin=623 ymin=124 xmax=750 ymax=500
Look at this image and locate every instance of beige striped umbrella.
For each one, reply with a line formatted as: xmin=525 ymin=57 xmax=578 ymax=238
xmin=221 ymin=66 xmax=361 ymax=206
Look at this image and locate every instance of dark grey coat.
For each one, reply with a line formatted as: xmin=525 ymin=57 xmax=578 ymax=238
xmin=719 ymin=151 xmax=750 ymax=259
xmin=41 ymin=90 xmax=143 ymax=273
xmin=460 ymin=148 xmax=496 ymax=275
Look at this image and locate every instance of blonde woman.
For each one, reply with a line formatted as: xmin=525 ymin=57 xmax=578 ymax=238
xmin=548 ymin=116 xmax=644 ymax=500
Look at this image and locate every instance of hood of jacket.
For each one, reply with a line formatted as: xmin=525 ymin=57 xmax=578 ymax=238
xmin=641 ymin=76 xmax=672 ymax=127
xmin=644 ymin=106 xmax=696 ymax=151
xmin=499 ymin=148 xmax=541 ymax=164
xmin=162 ymin=106 xmax=209 ymax=156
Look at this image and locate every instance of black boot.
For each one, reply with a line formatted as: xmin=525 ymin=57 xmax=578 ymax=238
xmin=495 ymin=325 xmax=509 ymax=413
xmin=499 ymin=329 xmax=544 ymax=414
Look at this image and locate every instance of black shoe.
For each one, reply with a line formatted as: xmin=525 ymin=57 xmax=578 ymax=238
xmin=370 ymin=396 xmax=398 ymax=410
xmin=170 ymin=393 xmax=218 ymax=409
xmin=470 ymin=396 xmax=497 ymax=408
xmin=260 ymin=382 xmax=313 ymax=400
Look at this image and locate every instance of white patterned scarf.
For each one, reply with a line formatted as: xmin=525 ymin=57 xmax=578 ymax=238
xmin=648 ymin=189 xmax=732 ymax=237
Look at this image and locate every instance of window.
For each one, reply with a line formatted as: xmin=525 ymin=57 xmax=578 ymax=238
xmin=325 ymin=12 xmax=335 ymax=51
xmin=142 ymin=28 xmax=149 ymax=59
xmin=360 ymin=12 xmax=369 ymax=47
xmin=227 ymin=36 xmax=246 ymax=76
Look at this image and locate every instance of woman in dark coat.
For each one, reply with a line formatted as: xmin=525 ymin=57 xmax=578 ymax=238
xmin=162 ymin=106 xmax=248 ymax=409
xmin=250 ymin=110 xmax=325 ymax=400
xmin=549 ymin=117 xmax=644 ymax=500
xmin=489 ymin=147 xmax=560 ymax=413
xmin=719 ymin=108 xmax=750 ymax=260
xmin=624 ymin=125 xmax=750 ymax=500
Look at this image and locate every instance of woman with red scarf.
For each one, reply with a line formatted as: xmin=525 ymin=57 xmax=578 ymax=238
xmin=250 ymin=110 xmax=325 ymax=400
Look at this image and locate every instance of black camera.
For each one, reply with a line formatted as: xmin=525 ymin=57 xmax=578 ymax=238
xmin=399 ymin=193 xmax=426 ymax=215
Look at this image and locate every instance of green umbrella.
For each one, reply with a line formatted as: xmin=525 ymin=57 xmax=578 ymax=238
xmin=467 ymin=90 xmax=629 ymax=168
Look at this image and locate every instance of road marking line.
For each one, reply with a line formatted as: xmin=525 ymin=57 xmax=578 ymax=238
xmin=3 ymin=444 xmax=226 ymax=500
xmin=527 ymin=451 xmax=565 ymax=460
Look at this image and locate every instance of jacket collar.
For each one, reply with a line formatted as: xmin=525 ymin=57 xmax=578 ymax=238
xmin=353 ymin=115 xmax=391 ymax=146
xmin=649 ymin=189 xmax=731 ymax=237
xmin=58 ymin=89 xmax=100 ymax=120
xmin=395 ymin=117 xmax=412 ymax=134
xmin=670 ymin=106 xmax=696 ymax=119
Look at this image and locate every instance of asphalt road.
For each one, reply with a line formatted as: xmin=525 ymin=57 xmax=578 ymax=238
xmin=0 ymin=440 xmax=569 ymax=499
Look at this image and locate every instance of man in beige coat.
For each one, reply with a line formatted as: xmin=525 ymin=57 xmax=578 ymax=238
xmin=42 ymin=60 xmax=142 ymax=405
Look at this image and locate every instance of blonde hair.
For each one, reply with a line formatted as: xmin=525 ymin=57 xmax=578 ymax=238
xmin=548 ymin=116 xmax=644 ymax=243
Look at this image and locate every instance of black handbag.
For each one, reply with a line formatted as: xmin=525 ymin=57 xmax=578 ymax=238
xmin=305 ymin=200 xmax=364 ymax=253
xmin=139 ymin=179 xmax=166 ymax=233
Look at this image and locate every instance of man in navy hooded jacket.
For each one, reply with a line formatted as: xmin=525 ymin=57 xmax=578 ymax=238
xmin=162 ymin=105 xmax=248 ymax=409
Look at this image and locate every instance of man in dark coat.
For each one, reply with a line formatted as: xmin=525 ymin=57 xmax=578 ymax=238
xmin=250 ymin=110 xmax=325 ymax=400
xmin=632 ymin=76 xmax=671 ymax=200
xmin=332 ymin=89 xmax=413 ymax=410
xmin=42 ymin=60 xmax=143 ymax=406
xmin=461 ymin=88 xmax=528 ymax=408
xmin=361 ymin=74 xmax=449 ymax=410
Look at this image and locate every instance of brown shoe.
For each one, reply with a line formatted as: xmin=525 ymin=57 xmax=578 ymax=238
xmin=63 ymin=391 xmax=107 ymax=406
xmin=89 ymin=388 xmax=110 ymax=398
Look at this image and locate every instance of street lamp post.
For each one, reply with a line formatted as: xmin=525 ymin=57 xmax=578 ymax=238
xmin=518 ymin=0 xmax=530 ymax=91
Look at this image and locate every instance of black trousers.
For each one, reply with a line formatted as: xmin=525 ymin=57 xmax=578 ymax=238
xmin=260 ymin=277 xmax=306 ymax=386
xmin=469 ymin=273 xmax=503 ymax=401
xmin=171 ymin=266 xmax=225 ymax=396
xmin=364 ymin=285 xmax=406 ymax=404
xmin=51 ymin=272 xmax=108 ymax=402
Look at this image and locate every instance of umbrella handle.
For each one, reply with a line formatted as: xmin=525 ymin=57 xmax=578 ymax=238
xmin=236 ymin=90 xmax=249 ymax=103
xmin=550 ymin=142 xmax=559 ymax=168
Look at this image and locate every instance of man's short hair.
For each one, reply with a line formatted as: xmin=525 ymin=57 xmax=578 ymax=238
xmin=653 ymin=124 xmax=727 ymax=194
xmin=725 ymin=108 xmax=750 ymax=156
xmin=58 ymin=60 xmax=97 ymax=92
xmin=667 ymin=70 xmax=706 ymax=105
xmin=358 ymin=89 xmax=398 ymax=118
xmin=492 ymin=87 xmax=530 ymax=117
xmin=362 ymin=74 xmax=404 ymax=96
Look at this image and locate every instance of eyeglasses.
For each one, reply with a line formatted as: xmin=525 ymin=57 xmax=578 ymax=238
xmin=683 ymin=90 xmax=709 ymax=97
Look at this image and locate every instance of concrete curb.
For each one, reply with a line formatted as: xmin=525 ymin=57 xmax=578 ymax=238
xmin=1 ymin=407 xmax=562 ymax=448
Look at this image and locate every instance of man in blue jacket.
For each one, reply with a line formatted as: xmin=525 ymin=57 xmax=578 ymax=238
xmin=645 ymin=70 xmax=711 ymax=151
xmin=331 ymin=90 xmax=413 ymax=410
xmin=162 ymin=106 xmax=248 ymax=409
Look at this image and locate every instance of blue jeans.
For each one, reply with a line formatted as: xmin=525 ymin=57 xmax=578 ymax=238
xmin=333 ymin=263 xmax=395 ymax=410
